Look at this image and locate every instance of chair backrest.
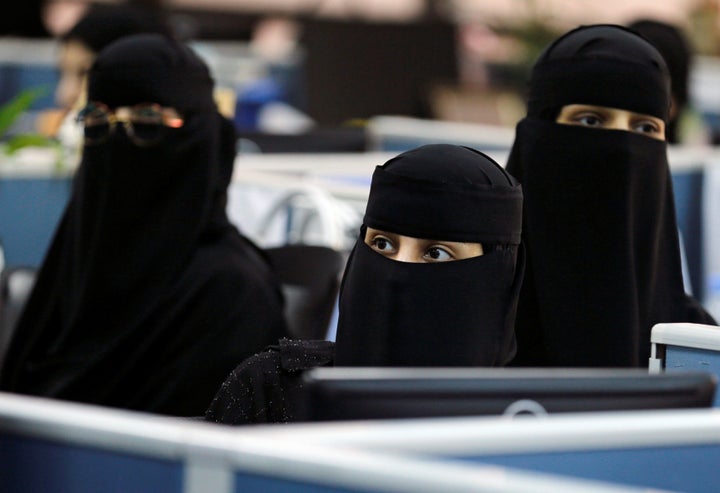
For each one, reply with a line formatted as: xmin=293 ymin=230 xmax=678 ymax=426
xmin=264 ymin=244 xmax=346 ymax=340
xmin=0 ymin=266 xmax=37 ymax=370
xmin=252 ymin=185 xmax=362 ymax=251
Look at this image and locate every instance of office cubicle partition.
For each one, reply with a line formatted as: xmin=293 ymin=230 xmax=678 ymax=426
xmin=650 ymin=322 xmax=720 ymax=407
xmin=365 ymin=116 xmax=515 ymax=153
xmin=0 ymin=391 xmax=653 ymax=493
xmin=255 ymin=407 xmax=720 ymax=493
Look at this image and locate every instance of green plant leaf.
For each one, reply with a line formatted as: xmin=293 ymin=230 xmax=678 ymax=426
xmin=0 ymin=86 xmax=49 ymax=138
xmin=4 ymin=133 xmax=58 ymax=154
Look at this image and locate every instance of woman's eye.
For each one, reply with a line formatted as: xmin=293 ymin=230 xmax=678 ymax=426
xmin=370 ymin=237 xmax=395 ymax=253
xmin=424 ymin=247 xmax=453 ymax=262
xmin=575 ymin=114 xmax=602 ymax=126
xmin=633 ymin=121 xmax=659 ymax=134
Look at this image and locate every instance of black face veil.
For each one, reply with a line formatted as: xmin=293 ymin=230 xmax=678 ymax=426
xmin=334 ymin=144 xmax=524 ymax=367
xmin=506 ymin=24 xmax=715 ymax=367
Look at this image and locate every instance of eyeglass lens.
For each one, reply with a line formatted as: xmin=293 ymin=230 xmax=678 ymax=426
xmin=128 ymin=106 xmax=167 ymax=144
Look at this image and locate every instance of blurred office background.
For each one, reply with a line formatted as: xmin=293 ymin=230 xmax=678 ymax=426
xmin=6 ymin=0 xmax=720 ymax=132
xmin=2 ymin=0 xmax=720 ymax=318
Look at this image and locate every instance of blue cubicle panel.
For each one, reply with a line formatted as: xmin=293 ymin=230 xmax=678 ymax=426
xmin=704 ymin=164 xmax=720 ymax=319
xmin=453 ymin=443 xmax=717 ymax=493
xmin=0 ymin=64 xmax=58 ymax=109
xmin=665 ymin=345 xmax=720 ymax=383
xmin=650 ymin=322 xmax=720 ymax=406
xmin=466 ymin=417 xmax=720 ymax=493
xmin=671 ymin=168 xmax=705 ymax=299
xmin=258 ymin=408 xmax=720 ymax=493
xmin=0 ymin=391 xmax=655 ymax=493
xmin=0 ymin=176 xmax=72 ymax=267
xmin=1 ymin=433 xmax=183 ymax=493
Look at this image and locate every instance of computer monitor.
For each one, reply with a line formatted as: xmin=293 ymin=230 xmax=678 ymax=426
xmin=299 ymin=18 xmax=458 ymax=125
xmin=298 ymin=367 xmax=717 ymax=421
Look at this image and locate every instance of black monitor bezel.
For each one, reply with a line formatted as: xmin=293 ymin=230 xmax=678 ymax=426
xmin=298 ymin=367 xmax=717 ymax=421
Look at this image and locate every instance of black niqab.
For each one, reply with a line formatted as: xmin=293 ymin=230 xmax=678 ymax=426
xmin=0 ymin=34 xmax=289 ymax=415
xmin=335 ymin=144 xmax=524 ymax=367
xmin=506 ymin=25 xmax=716 ymax=367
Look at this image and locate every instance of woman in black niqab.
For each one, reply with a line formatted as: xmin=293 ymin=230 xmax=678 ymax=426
xmin=0 ymin=34 xmax=289 ymax=416
xmin=506 ymin=24 xmax=716 ymax=368
xmin=334 ymin=144 xmax=523 ymax=367
xmin=205 ymin=144 xmax=524 ymax=425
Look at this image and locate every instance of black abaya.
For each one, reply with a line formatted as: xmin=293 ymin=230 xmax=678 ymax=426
xmin=0 ymin=34 xmax=289 ymax=416
xmin=505 ymin=25 xmax=716 ymax=368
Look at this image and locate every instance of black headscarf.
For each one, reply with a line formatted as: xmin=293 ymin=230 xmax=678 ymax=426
xmin=506 ymin=24 xmax=716 ymax=368
xmin=0 ymin=34 xmax=289 ymax=416
xmin=334 ymin=144 xmax=524 ymax=367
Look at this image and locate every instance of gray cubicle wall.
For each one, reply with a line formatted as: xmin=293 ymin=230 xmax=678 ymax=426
xmin=0 ymin=391 xmax=651 ymax=493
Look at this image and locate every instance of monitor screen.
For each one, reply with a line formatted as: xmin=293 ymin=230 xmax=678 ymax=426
xmin=299 ymin=18 xmax=458 ymax=125
xmin=298 ymin=367 xmax=717 ymax=421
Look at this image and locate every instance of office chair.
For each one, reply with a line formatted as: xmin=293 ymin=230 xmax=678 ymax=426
xmin=264 ymin=244 xmax=346 ymax=340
